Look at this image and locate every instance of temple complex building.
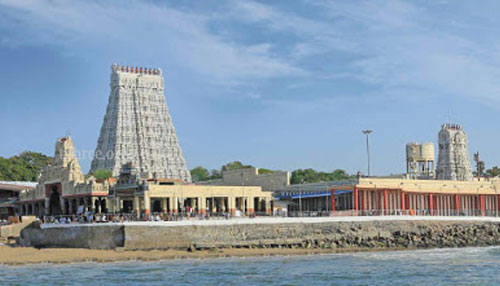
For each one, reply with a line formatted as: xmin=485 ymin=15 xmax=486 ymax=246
xmin=272 ymin=177 xmax=500 ymax=217
xmin=336 ymin=177 xmax=500 ymax=216
xmin=18 ymin=137 xmax=114 ymax=217
xmin=274 ymin=123 xmax=497 ymax=216
xmin=109 ymin=163 xmax=273 ymax=216
xmin=0 ymin=182 xmax=36 ymax=219
xmin=91 ymin=64 xmax=191 ymax=182
xmin=17 ymin=136 xmax=273 ymax=218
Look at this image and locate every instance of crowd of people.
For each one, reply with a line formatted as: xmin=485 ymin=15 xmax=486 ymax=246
xmin=42 ymin=211 xmax=243 ymax=224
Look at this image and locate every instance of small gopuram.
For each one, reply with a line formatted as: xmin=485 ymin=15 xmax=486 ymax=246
xmin=18 ymin=137 xmax=113 ymax=217
xmin=109 ymin=162 xmax=273 ymax=216
xmin=436 ymin=124 xmax=473 ymax=181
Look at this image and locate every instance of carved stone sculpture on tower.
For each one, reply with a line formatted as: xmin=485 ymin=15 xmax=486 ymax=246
xmin=90 ymin=63 xmax=192 ymax=182
xmin=436 ymin=124 xmax=473 ymax=181
xmin=38 ymin=136 xmax=85 ymax=185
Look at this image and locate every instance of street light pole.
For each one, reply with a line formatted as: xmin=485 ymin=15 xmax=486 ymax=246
xmin=362 ymin=130 xmax=373 ymax=177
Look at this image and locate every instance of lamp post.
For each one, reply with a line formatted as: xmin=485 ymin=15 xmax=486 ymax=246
xmin=362 ymin=130 xmax=373 ymax=177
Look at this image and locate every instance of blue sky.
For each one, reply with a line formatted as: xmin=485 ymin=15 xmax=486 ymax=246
xmin=1 ymin=0 xmax=500 ymax=176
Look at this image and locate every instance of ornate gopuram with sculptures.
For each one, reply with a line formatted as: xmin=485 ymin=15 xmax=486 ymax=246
xmin=90 ymin=64 xmax=192 ymax=182
xmin=17 ymin=137 xmax=114 ymax=217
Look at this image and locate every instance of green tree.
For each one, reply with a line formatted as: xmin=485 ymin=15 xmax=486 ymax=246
xmin=473 ymin=161 xmax=485 ymax=177
xmin=291 ymin=168 xmax=352 ymax=184
xmin=90 ymin=169 xmax=113 ymax=180
xmin=485 ymin=166 xmax=500 ymax=178
xmin=221 ymin=161 xmax=253 ymax=171
xmin=209 ymin=169 xmax=222 ymax=180
xmin=258 ymin=168 xmax=274 ymax=174
xmin=190 ymin=166 xmax=210 ymax=182
xmin=331 ymin=169 xmax=350 ymax=180
xmin=0 ymin=151 xmax=52 ymax=181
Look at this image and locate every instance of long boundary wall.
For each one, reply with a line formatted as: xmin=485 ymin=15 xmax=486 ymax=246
xmin=18 ymin=217 xmax=500 ymax=251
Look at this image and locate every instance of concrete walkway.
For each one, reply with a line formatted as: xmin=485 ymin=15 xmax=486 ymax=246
xmin=41 ymin=215 xmax=500 ymax=229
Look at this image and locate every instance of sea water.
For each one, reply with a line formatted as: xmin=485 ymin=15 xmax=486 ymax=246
xmin=1 ymin=247 xmax=499 ymax=285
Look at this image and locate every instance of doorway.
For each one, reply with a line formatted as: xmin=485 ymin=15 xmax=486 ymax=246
xmin=49 ymin=185 xmax=62 ymax=215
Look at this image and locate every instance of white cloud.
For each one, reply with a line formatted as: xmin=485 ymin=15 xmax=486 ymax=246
xmin=226 ymin=0 xmax=500 ymax=107
xmin=0 ymin=0 xmax=304 ymax=85
xmin=310 ymin=1 xmax=500 ymax=106
xmin=2 ymin=0 xmax=500 ymax=108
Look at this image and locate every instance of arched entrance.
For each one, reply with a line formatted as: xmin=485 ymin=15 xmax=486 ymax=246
xmin=153 ymin=200 xmax=161 ymax=212
xmin=48 ymin=185 xmax=62 ymax=215
xmin=94 ymin=198 xmax=100 ymax=213
xmin=100 ymin=199 xmax=107 ymax=214
xmin=64 ymin=200 xmax=69 ymax=215
xmin=71 ymin=199 xmax=77 ymax=214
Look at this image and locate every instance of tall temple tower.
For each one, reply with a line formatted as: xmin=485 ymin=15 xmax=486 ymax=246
xmin=91 ymin=64 xmax=192 ymax=182
xmin=436 ymin=124 xmax=473 ymax=181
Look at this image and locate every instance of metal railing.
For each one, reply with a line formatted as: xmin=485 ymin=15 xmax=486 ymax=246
xmin=41 ymin=211 xmax=275 ymax=224
xmin=38 ymin=208 xmax=500 ymax=225
xmin=354 ymin=208 xmax=500 ymax=217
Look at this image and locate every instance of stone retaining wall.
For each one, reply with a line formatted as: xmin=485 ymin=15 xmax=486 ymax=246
xmin=19 ymin=222 xmax=123 ymax=249
xmin=19 ymin=220 xmax=500 ymax=251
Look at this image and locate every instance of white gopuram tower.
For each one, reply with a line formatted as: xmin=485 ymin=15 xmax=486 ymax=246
xmin=91 ymin=64 xmax=192 ymax=182
xmin=436 ymin=124 xmax=473 ymax=181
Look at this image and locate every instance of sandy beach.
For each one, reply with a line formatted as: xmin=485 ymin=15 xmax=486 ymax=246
xmin=0 ymin=244 xmax=381 ymax=266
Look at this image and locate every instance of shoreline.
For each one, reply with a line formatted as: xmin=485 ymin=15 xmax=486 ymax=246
xmin=0 ymin=244 xmax=462 ymax=266
xmin=12 ymin=218 xmax=500 ymax=266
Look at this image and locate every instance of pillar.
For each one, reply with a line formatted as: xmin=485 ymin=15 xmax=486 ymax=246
xmin=133 ymin=196 xmax=140 ymax=216
xmin=429 ymin=194 xmax=434 ymax=216
xmin=360 ymin=190 xmax=364 ymax=212
xmin=497 ymin=195 xmax=500 ymax=217
xmin=44 ymin=198 xmax=50 ymax=215
xmin=247 ymin=196 xmax=254 ymax=214
xmin=161 ymin=198 xmax=168 ymax=213
xmin=376 ymin=190 xmax=382 ymax=212
xmin=68 ymin=199 xmax=73 ymax=215
xmin=265 ymin=197 xmax=272 ymax=215
xmin=59 ymin=197 xmax=66 ymax=214
xmin=108 ymin=198 xmax=115 ymax=213
xmin=144 ymin=193 xmax=151 ymax=215
xmin=198 ymin=196 xmax=206 ymax=214
xmin=480 ymin=195 xmax=485 ymax=216
xmin=228 ymin=196 xmax=235 ymax=215
xmin=353 ymin=187 xmax=359 ymax=212
xmin=383 ymin=190 xmax=388 ymax=215
xmin=221 ymin=197 xmax=227 ymax=212
xmin=170 ymin=197 xmax=177 ymax=213
xmin=455 ymin=194 xmax=460 ymax=216
xmin=96 ymin=198 xmax=101 ymax=214
xmin=401 ymin=192 xmax=405 ymax=214
xmin=330 ymin=188 xmax=336 ymax=213
xmin=91 ymin=197 xmax=97 ymax=213
xmin=115 ymin=197 xmax=121 ymax=213
xmin=84 ymin=198 xmax=89 ymax=213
